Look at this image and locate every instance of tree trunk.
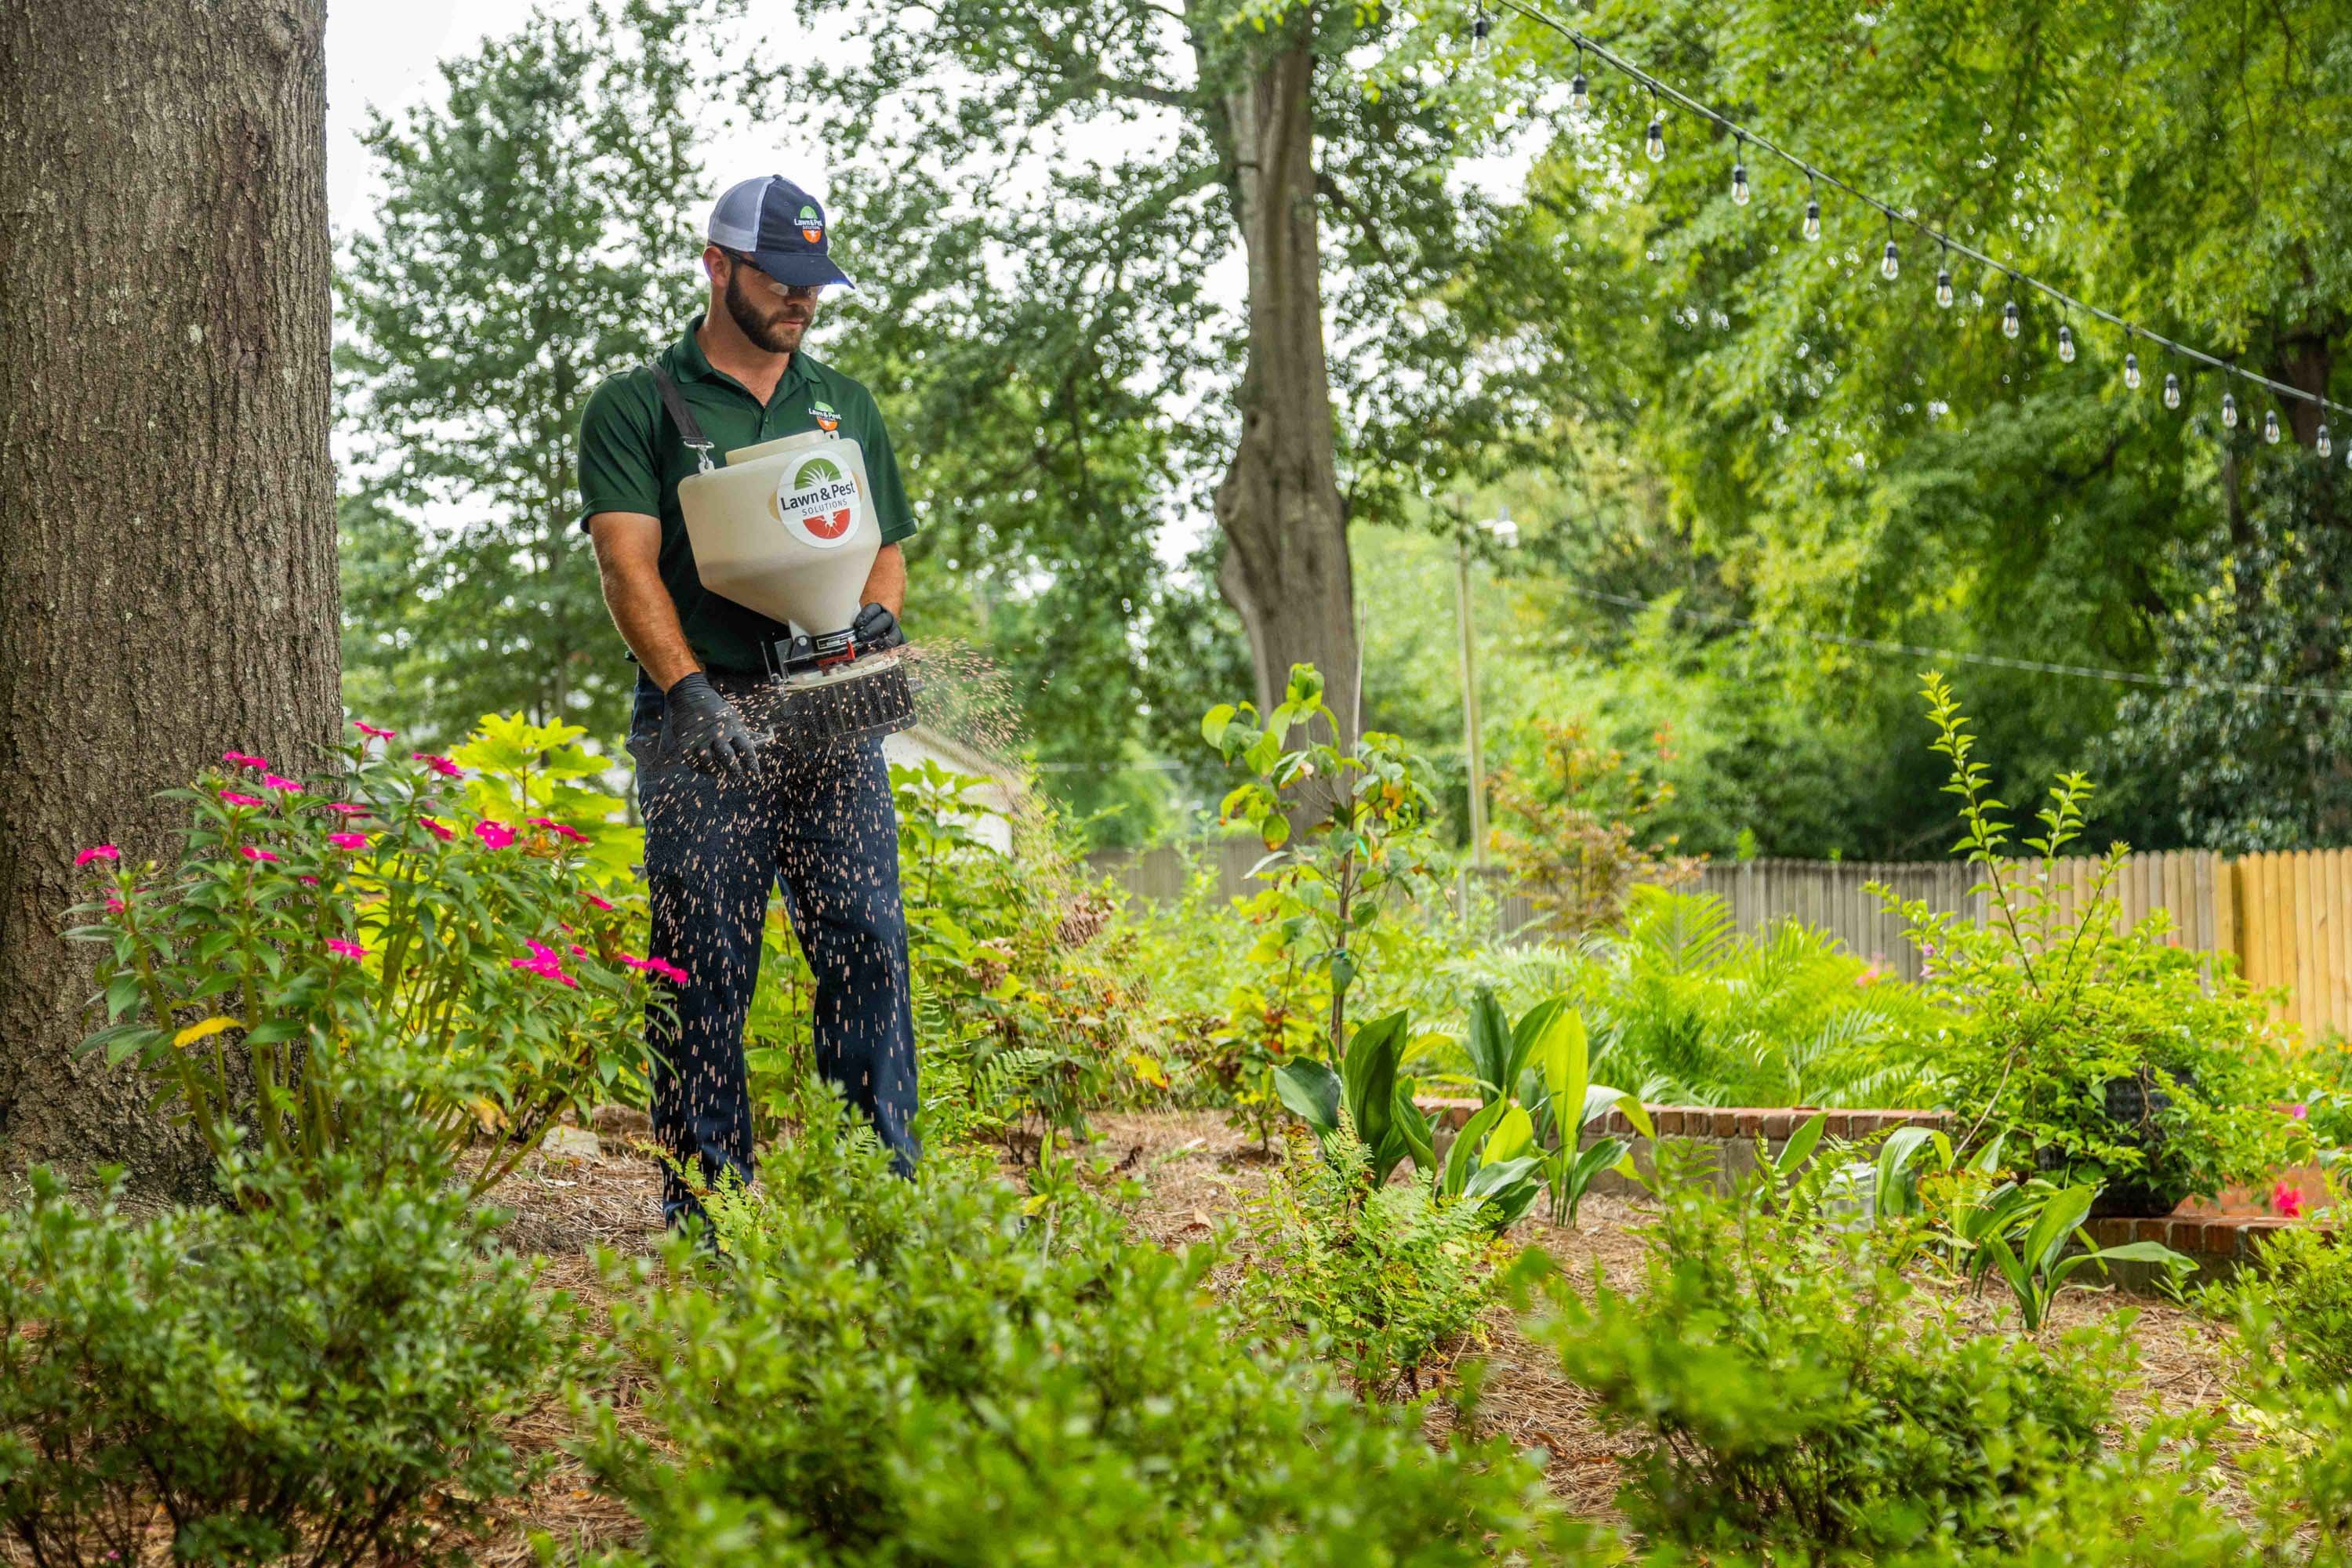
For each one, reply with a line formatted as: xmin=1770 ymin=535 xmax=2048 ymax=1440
xmin=1211 ymin=39 xmax=1361 ymax=744
xmin=0 ymin=0 xmax=339 ymax=1185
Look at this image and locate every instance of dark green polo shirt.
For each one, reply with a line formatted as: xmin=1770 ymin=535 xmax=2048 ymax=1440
xmin=575 ymin=314 xmax=916 ymax=675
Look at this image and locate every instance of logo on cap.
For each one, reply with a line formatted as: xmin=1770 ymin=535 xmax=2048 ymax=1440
xmin=810 ymin=399 xmax=840 ymax=434
xmin=797 ymin=203 xmax=823 ymax=245
xmin=777 ymin=452 xmax=860 ymax=548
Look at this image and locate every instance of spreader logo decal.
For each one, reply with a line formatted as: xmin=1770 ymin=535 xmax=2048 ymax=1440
xmin=810 ymin=398 xmax=840 ymax=433
xmin=797 ymin=203 xmax=824 ymax=245
xmin=776 ymin=453 xmax=860 ymax=548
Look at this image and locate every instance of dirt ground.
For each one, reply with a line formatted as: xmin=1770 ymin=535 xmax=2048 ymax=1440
xmin=460 ymin=1107 xmax=2244 ymax=1558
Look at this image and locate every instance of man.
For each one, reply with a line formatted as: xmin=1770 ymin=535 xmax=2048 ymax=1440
xmin=575 ymin=175 xmax=919 ymax=1229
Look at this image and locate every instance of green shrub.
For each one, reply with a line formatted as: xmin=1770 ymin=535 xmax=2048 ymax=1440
xmin=1889 ymin=675 xmax=2305 ymax=1207
xmin=578 ymin=1080 xmax=1573 ymax=1566
xmin=1522 ymin=1147 xmax=2133 ymax=1558
xmin=0 ymin=1132 xmax=572 ymax=1566
xmin=2216 ymin=1177 xmax=2352 ymax=1388
xmin=1242 ymin=1123 xmax=1502 ymax=1396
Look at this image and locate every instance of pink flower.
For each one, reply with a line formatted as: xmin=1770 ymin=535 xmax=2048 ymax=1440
xmin=327 ymin=832 xmax=368 ymax=851
xmin=569 ymin=943 xmax=590 ymax=958
xmin=356 ymin=723 xmax=396 ymax=742
xmin=325 ymin=938 xmax=367 ymax=960
xmin=325 ymin=802 xmax=369 ymax=818
xmin=619 ymin=953 xmax=688 ymax=985
xmin=259 ymin=773 xmax=303 ymax=793
xmin=239 ymin=845 xmax=279 ymax=864
xmin=421 ymin=818 xmax=455 ymax=842
xmin=585 ymin=893 xmax=616 ymax=912
xmin=104 ymin=895 xmax=126 ymax=913
xmin=75 ymin=845 xmax=120 ymax=866
xmin=529 ymin=816 xmax=592 ymax=844
xmin=1855 ymin=964 xmax=1885 ymax=988
xmin=219 ymin=791 xmax=266 ymax=808
xmin=221 ymin=751 xmax=267 ymax=769
xmin=412 ymin=753 xmax=462 ymax=779
xmin=524 ymin=939 xmax=559 ymax=964
xmin=2288 ymin=1103 xmax=2310 ymax=1120
xmin=474 ymin=820 xmax=517 ymax=850
xmin=2275 ymin=1181 xmax=2307 ymax=1221
xmin=508 ymin=946 xmax=579 ymax=989
xmin=297 ymin=875 xmax=320 ymax=887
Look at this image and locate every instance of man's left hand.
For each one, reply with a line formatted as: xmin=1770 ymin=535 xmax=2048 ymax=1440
xmin=852 ymin=601 xmax=906 ymax=654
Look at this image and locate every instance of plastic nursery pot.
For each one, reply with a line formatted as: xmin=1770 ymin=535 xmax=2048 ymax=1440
xmin=2037 ymin=1068 xmax=2194 ymax=1219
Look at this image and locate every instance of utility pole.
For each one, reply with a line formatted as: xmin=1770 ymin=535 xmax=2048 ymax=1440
xmin=1456 ymin=521 xmax=1489 ymax=869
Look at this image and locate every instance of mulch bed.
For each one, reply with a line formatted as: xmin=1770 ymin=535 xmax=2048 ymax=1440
xmin=463 ymin=1108 xmax=2245 ymax=1553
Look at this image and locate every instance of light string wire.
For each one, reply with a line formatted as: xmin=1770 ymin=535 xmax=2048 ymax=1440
xmin=1481 ymin=0 xmax=2352 ymax=433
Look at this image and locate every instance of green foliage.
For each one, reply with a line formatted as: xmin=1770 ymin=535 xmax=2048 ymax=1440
xmin=67 ymin=722 xmax=659 ymax=1196
xmin=1242 ymin=1123 xmax=1504 ymax=1398
xmin=1522 ymin=1146 xmax=2139 ymax=1558
xmin=1272 ymin=1009 xmax=1434 ymax=1187
xmin=1576 ymin=887 xmax=1952 ymax=1108
xmin=2209 ymin=1170 xmax=2352 ymax=1390
xmin=576 ymin=1077 xmax=1572 ymax=1566
xmin=1486 ymin=716 xmax=1700 ymax=936
xmin=0 ymin=1117 xmax=572 ymax=1568
xmin=1890 ymin=675 xmax=2307 ymax=1203
xmin=453 ymin=710 xmax=643 ymax=887
xmin=336 ymin=0 xmax=770 ymax=739
xmin=1204 ymin=662 xmax=1443 ymax=1058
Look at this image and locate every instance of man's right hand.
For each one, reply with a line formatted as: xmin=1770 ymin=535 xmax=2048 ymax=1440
xmin=659 ymin=672 xmax=763 ymax=779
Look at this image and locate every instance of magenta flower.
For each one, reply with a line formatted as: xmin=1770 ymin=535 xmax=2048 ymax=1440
xmin=421 ymin=817 xmax=455 ymax=842
xmin=104 ymin=895 xmax=126 ymax=913
xmin=220 ymin=791 xmax=266 ymax=808
xmin=221 ymin=751 xmax=268 ymax=769
xmin=508 ymin=944 xmax=579 ymax=988
xmin=412 ymin=753 xmax=463 ymax=779
xmin=2288 ymin=1103 xmax=2310 ymax=1120
xmin=325 ymin=802 xmax=369 ymax=818
xmin=327 ymin=832 xmax=368 ymax=851
xmin=325 ymin=938 xmax=366 ymax=960
xmin=474 ymin=820 xmax=517 ymax=850
xmin=524 ymin=938 xmax=559 ymax=964
xmin=585 ymin=893 xmax=616 ymax=912
xmin=619 ymin=953 xmax=688 ymax=985
xmin=356 ymin=723 xmax=396 ymax=742
xmin=239 ymin=845 xmax=279 ymax=864
xmin=529 ymin=816 xmax=592 ymax=844
xmin=2275 ymin=1181 xmax=2307 ymax=1221
xmin=297 ymin=875 xmax=320 ymax=887
xmin=569 ymin=943 xmax=590 ymax=958
xmin=259 ymin=773 xmax=303 ymax=793
xmin=75 ymin=844 xmax=120 ymax=866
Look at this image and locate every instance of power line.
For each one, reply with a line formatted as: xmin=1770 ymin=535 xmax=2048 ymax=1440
xmin=1475 ymin=0 xmax=2351 ymax=448
xmin=1560 ymin=580 xmax=2352 ymax=700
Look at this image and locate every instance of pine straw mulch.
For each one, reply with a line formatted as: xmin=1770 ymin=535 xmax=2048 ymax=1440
xmin=457 ymin=1108 xmax=2248 ymax=1557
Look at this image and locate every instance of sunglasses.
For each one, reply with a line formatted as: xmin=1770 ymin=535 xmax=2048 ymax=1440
xmin=719 ymin=249 xmax=824 ymax=300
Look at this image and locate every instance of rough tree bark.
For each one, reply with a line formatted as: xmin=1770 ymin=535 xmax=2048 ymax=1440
xmin=1210 ymin=37 xmax=1362 ymax=744
xmin=0 ymin=0 xmax=340 ymax=1184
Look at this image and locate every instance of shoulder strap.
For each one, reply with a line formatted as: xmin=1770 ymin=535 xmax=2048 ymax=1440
xmin=647 ymin=363 xmax=715 ymax=474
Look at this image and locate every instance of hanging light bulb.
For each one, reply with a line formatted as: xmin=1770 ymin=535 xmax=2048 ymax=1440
xmin=2057 ymin=323 xmax=2075 ymax=363
xmin=2002 ymin=299 xmax=2020 ymax=339
xmin=1646 ymin=118 xmax=1665 ymax=162
xmin=1881 ymin=237 xmax=1900 ymax=281
xmin=2125 ymin=351 xmax=2140 ymax=390
xmin=2222 ymin=391 xmax=2238 ymax=429
xmin=2164 ymin=372 xmax=2181 ymax=409
xmin=1570 ymin=67 xmax=1588 ymax=114
xmin=1471 ymin=2 xmax=1490 ymax=56
xmin=2263 ymin=408 xmax=2281 ymax=444
xmin=1731 ymin=137 xmax=1750 ymax=205
xmin=2321 ymin=425 xmax=2335 ymax=459
xmin=1802 ymin=183 xmax=1821 ymax=242
xmin=1935 ymin=250 xmax=1954 ymax=308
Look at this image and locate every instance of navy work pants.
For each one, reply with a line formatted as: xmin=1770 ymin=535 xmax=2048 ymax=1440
xmin=630 ymin=673 xmax=918 ymax=1224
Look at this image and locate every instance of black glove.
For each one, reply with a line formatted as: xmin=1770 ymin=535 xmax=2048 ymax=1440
xmin=659 ymin=672 xmax=763 ymax=779
xmin=851 ymin=601 xmax=906 ymax=655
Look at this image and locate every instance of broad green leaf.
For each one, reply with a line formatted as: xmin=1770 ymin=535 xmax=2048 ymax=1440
xmin=1392 ymin=1083 xmax=1436 ymax=1173
xmin=1465 ymin=989 xmax=1512 ymax=1106
xmin=1443 ymin=1098 xmax=1508 ymax=1196
xmin=1775 ymin=1111 xmax=1829 ymax=1178
xmin=1273 ymin=1061 xmax=1341 ymax=1135
xmin=1483 ymin=1104 xmax=1535 ymax=1164
xmin=1200 ymin=703 xmax=1236 ymax=746
xmin=2024 ymin=1185 xmax=2098 ymax=1272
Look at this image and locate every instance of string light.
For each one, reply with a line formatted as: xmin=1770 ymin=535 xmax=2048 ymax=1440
xmin=1731 ymin=133 xmax=1750 ymax=205
xmin=1570 ymin=48 xmax=1589 ymax=114
xmin=1880 ymin=217 xmax=1899 ymax=281
xmin=2323 ymin=425 xmax=2336 ymax=460
xmin=2264 ymin=408 xmax=2281 ymax=445
xmin=2222 ymin=390 xmax=2239 ymax=429
xmin=1475 ymin=0 xmax=2352 ymax=453
xmin=1472 ymin=0 xmax=1490 ymax=57
xmin=1936 ymin=242 xmax=1954 ymax=308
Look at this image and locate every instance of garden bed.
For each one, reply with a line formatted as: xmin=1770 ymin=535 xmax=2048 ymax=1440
xmin=460 ymin=1108 xmax=2250 ymax=1557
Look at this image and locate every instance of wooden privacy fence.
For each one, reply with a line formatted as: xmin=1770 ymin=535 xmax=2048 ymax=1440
xmin=1088 ymin=840 xmax=2352 ymax=1042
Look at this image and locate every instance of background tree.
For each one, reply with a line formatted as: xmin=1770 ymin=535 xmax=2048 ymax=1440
xmin=0 ymin=0 xmax=339 ymax=1180
xmin=336 ymin=0 xmax=773 ymax=743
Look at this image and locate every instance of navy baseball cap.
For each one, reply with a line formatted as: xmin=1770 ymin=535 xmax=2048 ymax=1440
xmin=706 ymin=176 xmax=855 ymax=289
